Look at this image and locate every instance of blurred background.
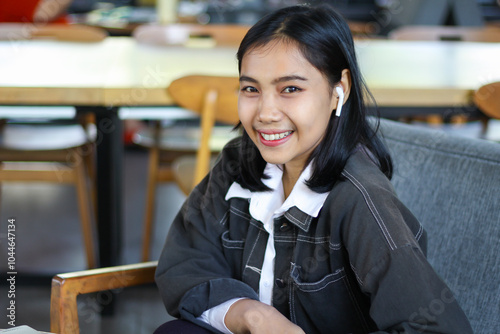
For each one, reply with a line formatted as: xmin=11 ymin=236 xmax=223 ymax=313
xmin=0 ymin=0 xmax=499 ymax=332
xmin=66 ymin=0 xmax=500 ymax=35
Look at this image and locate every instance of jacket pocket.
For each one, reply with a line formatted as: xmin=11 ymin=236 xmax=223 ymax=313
xmin=221 ymin=230 xmax=245 ymax=250
xmin=291 ymin=265 xmax=345 ymax=293
xmin=289 ymin=264 xmax=371 ymax=334
xmin=220 ymin=230 xmax=245 ymax=277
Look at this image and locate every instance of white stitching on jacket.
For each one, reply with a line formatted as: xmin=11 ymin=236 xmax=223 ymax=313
xmin=342 ymin=170 xmax=397 ymax=250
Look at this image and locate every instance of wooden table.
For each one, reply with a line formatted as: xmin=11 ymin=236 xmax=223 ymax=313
xmin=355 ymin=39 xmax=500 ymax=108
xmin=4 ymin=38 xmax=499 ymax=107
xmin=0 ymin=37 xmax=238 ymax=268
xmin=1 ymin=37 xmax=500 ymax=267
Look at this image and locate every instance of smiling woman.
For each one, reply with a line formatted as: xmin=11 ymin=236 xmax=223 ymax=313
xmin=238 ymin=40 xmax=342 ymax=197
xmin=234 ymin=5 xmax=391 ymax=195
xmin=154 ymin=4 xmax=474 ymax=334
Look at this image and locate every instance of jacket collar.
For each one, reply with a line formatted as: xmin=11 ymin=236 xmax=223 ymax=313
xmin=225 ymin=163 xmax=329 ymax=232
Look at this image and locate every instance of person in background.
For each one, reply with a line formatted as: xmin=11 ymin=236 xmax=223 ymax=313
xmin=154 ymin=4 xmax=473 ymax=333
xmin=0 ymin=0 xmax=73 ymax=23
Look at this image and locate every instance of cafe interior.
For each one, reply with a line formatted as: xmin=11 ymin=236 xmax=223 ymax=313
xmin=0 ymin=0 xmax=499 ymax=333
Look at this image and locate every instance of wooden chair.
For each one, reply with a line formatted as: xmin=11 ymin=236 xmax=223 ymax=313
xmin=0 ymin=23 xmax=108 ymax=42
xmin=0 ymin=112 xmax=97 ymax=268
xmin=0 ymin=26 xmax=106 ymax=268
xmin=50 ymin=261 xmax=158 ymax=334
xmin=50 ymin=119 xmax=500 ymax=334
xmin=132 ymin=23 xmax=250 ymax=47
xmin=473 ymin=82 xmax=500 ymax=120
xmin=130 ymin=24 xmax=246 ymax=261
xmin=388 ymin=25 xmax=500 ymax=43
xmin=140 ymin=75 xmax=240 ymax=261
xmin=472 ymin=81 xmax=500 ymax=138
xmin=348 ymin=20 xmax=384 ymax=40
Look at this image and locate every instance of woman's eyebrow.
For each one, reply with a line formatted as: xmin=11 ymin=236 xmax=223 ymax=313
xmin=272 ymin=75 xmax=308 ymax=84
xmin=239 ymin=75 xmax=257 ymax=83
xmin=239 ymin=75 xmax=308 ymax=84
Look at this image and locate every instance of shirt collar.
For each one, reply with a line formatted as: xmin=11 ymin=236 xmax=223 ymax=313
xmin=225 ymin=163 xmax=329 ymax=227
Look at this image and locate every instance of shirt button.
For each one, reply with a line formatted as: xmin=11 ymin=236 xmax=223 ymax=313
xmin=264 ymin=281 xmax=271 ymax=287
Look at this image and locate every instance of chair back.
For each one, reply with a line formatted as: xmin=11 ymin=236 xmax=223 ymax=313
xmin=132 ymin=23 xmax=249 ymax=47
xmin=0 ymin=23 xmax=108 ymax=42
xmin=378 ymin=118 xmax=500 ymax=333
xmin=167 ymin=75 xmax=240 ymax=187
xmin=473 ymin=82 xmax=500 ymax=119
xmin=388 ymin=25 xmax=500 ymax=42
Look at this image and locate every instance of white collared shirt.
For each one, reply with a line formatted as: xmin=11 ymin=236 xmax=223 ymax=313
xmin=198 ymin=162 xmax=329 ymax=333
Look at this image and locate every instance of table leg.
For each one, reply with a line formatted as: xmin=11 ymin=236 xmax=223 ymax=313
xmin=78 ymin=106 xmax=123 ymax=268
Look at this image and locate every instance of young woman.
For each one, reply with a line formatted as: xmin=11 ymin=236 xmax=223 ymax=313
xmin=155 ymin=5 xmax=472 ymax=334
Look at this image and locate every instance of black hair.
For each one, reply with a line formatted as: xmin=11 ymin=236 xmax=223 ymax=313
xmin=236 ymin=4 xmax=392 ymax=193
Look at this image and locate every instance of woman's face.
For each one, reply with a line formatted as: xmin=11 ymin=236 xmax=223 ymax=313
xmin=238 ymin=40 xmax=338 ymax=175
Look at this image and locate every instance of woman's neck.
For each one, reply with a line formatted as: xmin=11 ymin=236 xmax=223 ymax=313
xmin=282 ymin=164 xmax=302 ymax=199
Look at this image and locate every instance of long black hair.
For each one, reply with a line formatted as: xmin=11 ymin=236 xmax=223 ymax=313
xmin=236 ymin=4 xmax=392 ymax=193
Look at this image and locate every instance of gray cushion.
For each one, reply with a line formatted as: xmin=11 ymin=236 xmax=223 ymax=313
xmin=378 ymin=118 xmax=500 ymax=334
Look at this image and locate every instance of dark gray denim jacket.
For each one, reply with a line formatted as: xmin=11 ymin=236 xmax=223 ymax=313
xmin=155 ymin=138 xmax=473 ymax=334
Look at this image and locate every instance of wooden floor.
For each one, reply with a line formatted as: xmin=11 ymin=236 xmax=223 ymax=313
xmin=0 ymin=119 xmax=498 ymax=332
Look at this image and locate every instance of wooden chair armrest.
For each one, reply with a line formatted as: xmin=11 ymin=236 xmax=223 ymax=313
xmin=50 ymin=261 xmax=157 ymax=334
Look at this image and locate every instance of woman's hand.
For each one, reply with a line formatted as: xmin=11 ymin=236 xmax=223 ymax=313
xmin=225 ymin=299 xmax=305 ymax=334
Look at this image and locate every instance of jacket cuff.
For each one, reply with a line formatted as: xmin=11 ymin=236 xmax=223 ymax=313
xmin=179 ymin=278 xmax=259 ymax=321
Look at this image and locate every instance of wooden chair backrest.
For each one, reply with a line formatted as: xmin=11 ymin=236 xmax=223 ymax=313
xmin=133 ymin=23 xmax=249 ymax=46
xmin=348 ymin=20 xmax=384 ymax=40
xmin=167 ymin=75 xmax=240 ymax=186
xmin=0 ymin=23 xmax=108 ymax=42
xmin=388 ymin=25 xmax=500 ymax=42
xmin=473 ymin=82 xmax=500 ymax=119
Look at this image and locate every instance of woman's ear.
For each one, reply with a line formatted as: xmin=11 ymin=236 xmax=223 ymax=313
xmin=338 ymin=69 xmax=352 ymax=103
xmin=331 ymin=69 xmax=352 ymax=114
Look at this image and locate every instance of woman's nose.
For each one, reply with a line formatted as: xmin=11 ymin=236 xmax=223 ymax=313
xmin=257 ymin=94 xmax=281 ymax=123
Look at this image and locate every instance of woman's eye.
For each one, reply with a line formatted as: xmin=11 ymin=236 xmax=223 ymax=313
xmin=282 ymin=86 xmax=301 ymax=93
xmin=241 ymin=86 xmax=258 ymax=93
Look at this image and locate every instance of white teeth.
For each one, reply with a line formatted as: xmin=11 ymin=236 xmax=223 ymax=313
xmin=261 ymin=131 xmax=291 ymax=141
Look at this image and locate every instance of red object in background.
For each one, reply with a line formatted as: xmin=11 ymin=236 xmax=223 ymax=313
xmin=0 ymin=0 xmax=69 ymax=23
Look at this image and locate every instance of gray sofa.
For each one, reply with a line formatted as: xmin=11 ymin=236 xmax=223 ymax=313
xmin=379 ymin=118 xmax=500 ymax=334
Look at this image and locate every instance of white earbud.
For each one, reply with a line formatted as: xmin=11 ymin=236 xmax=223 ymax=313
xmin=335 ymin=86 xmax=344 ymax=117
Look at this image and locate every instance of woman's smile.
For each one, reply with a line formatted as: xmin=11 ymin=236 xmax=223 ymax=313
xmin=259 ymin=130 xmax=293 ymax=146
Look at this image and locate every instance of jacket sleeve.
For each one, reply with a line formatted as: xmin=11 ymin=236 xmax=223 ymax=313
xmin=155 ymin=142 xmax=259 ymax=328
xmin=338 ymin=171 xmax=473 ymax=334
xmin=366 ymin=245 xmax=473 ymax=334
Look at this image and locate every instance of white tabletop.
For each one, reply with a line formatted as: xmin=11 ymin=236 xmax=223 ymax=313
xmin=0 ymin=37 xmax=238 ymax=105
xmin=355 ymin=39 xmax=500 ymax=106
xmin=1 ymin=37 xmax=500 ymax=107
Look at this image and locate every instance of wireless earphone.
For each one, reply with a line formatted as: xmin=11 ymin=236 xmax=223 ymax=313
xmin=335 ymin=86 xmax=344 ymax=117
